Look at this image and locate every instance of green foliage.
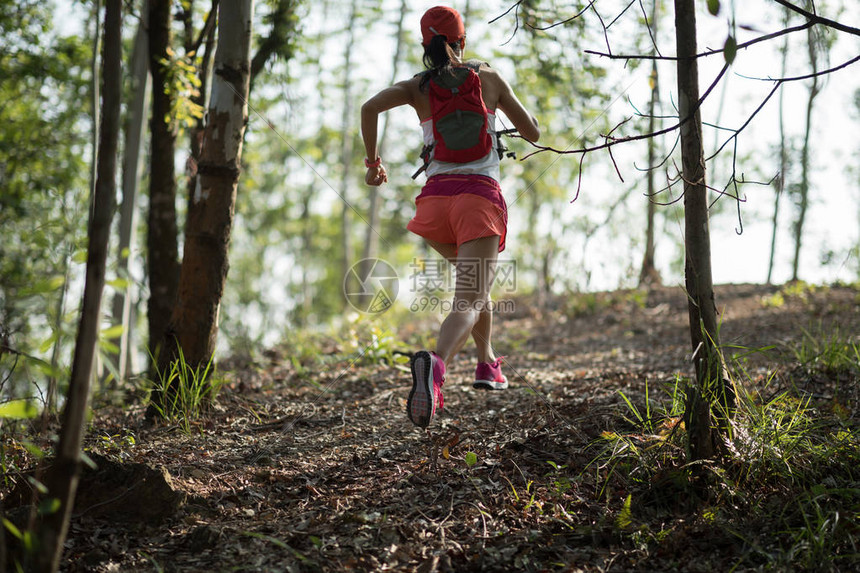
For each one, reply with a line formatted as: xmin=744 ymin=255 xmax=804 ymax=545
xmin=616 ymin=494 xmax=634 ymax=529
xmin=762 ymin=282 xmax=828 ymax=309
xmin=762 ymin=291 xmax=786 ymax=308
xmin=225 ymin=119 xmax=359 ymax=347
xmin=0 ymin=434 xmax=46 ymax=497
xmin=618 ymin=380 xmax=658 ymax=433
xmin=544 ymin=461 xmax=573 ymax=503
xmin=782 ymin=280 xmax=822 ymax=300
xmin=504 ymin=475 xmax=541 ymax=514
xmin=723 ymin=34 xmax=737 ymax=65
xmin=733 ymin=392 xmax=817 ymax=482
xmin=589 ymin=377 xmax=688 ymax=501
xmin=254 ymin=0 xmax=302 ymax=72
xmin=146 ymin=348 xmax=224 ymax=434
xmin=496 ymin=3 xmax=614 ymax=292
xmin=160 ymin=47 xmax=205 ymax=135
xmin=564 ymin=289 xmax=649 ymax=317
xmin=343 ymin=319 xmax=410 ymax=367
xmin=3 ymin=517 xmax=35 ymax=557
xmin=0 ymin=400 xmax=39 ymax=419
xmin=773 ymin=489 xmax=857 ymax=570
xmin=0 ymin=1 xmax=90 ymax=400
xmin=706 ymin=0 xmax=721 ymax=16
xmin=95 ymin=431 xmax=137 ymax=459
xmin=728 ymin=387 xmax=860 ymax=569
xmin=789 ymin=323 xmax=859 ymax=377
xmin=241 ymin=530 xmax=311 ymax=563
xmin=585 ymin=341 xmax=860 ymax=570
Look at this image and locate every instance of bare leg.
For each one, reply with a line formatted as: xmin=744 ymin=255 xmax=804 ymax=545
xmin=471 ymin=303 xmax=495 ymax=363
xmin=425 ymin=238 xmax=498 ymax=364
xmin=424 ymin=239 xmax=457 ymax=262
xmin=432 ymin=236 xmax=499 ymax=364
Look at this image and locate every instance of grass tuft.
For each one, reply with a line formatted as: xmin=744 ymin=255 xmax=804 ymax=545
xmin=146 ymin=346 xmax=223 ymax=434
xmin=789 ymin=323 xmax=859 ymax=377
xmin=585 ymin=340 xmax=860 ymax=570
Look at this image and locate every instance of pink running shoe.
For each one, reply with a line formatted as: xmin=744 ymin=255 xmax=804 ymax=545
xmin=407 ymin=351 xmax=445 ymax=428
xmin=473 ymin=356 xmax=508 ymax=390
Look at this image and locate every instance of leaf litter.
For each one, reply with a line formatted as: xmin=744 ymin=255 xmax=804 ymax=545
xmin=4 ymin=283 xmax=859 ymax=572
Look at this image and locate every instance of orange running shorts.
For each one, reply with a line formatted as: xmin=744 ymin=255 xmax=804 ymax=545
xmin=406 ymin=174 xmax=508 ymax=252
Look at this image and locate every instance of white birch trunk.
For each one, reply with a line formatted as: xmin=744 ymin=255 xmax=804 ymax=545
xmin=110 ymin=2 xmax=150 ymax=380
xmin=155 ymin=0 xmax=255 ymax=379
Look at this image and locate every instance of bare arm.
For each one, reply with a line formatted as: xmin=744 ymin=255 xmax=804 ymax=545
xmin=360 ymin=80 xmax=416 ymax=185
xmin=491 ymin=71 xmax=540 ymax=143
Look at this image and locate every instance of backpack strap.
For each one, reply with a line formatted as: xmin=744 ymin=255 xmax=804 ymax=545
xmin=411 ymin=143 xmax=434 ymax=180
xmin=461 ymin=60 xmax=487 ymax=73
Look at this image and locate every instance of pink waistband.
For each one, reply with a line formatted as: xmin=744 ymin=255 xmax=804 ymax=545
xmin=417 ymin=174 xmax=505 ymax=212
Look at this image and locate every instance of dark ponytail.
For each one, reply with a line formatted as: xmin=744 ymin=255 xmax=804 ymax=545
xmin=420 ymin=35 xmax=460 ymax=92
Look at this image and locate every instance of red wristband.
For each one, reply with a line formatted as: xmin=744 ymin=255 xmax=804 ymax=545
xmin=364 ymin=157 xmax=382 ymax=168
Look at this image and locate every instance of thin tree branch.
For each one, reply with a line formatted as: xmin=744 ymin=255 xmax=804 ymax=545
xmin=649 ymin=164 xmax=686 ymax=206
xmin=189 ymin=0 xmax=219 ymax=56
xmin=488 ymin=1 xmax=521 ymax=25
xmin=633 ymin=131 xmax=681 ymax=174
xmin=499 ymin=0 xmax=859 ymax=217
xmin=591 ymin=2 xmax=612 ymax=56
xmin=742 ymin=52 xmax=860 ymax=83
xmin=584 ymin=20 xmax=815 ymax=61
xmin=521 ymin=62 xmax=729 ymax=160
xmin=709 ymin=84 xmax=780 ymax=159
xmin=525 ymin=1 xmax=595 ymax=31
xmin=608 ymin=0 xmax=638 ymax=29
xmin=710 ymin=54 xmax=860 ymax=160
xmin=571 ymin=154 xmax=585 ymax=202
xmin=638 ymin=0 xmax=662 ymax=58
xmin=490 ymin=1 xmax=523 ymax=46
xmin=710 ymin=136 xmax=745 ymax=234
xmin=773 ymin=0 xmax=860 ymax=36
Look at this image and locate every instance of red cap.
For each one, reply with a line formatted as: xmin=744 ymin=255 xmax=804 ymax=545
xmin=420 ymin=6 xmax=465 ymax=46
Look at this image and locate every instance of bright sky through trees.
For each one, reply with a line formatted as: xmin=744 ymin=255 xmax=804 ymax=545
xmin=55 ymin=0 xmax=859 ymax=293
xmin=298 ymin=0 xmax=860 ymax=288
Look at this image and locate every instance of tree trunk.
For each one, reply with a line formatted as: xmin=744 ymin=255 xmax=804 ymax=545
xmin=184 ymin=0 xmax=218 ymax=223
xmin=46 ymin=248 xmax=72 ymax=415
xmin=88 ymin=0 xmax=102 ymax=224
xmin=674 ymin=0 xmax=730 ymax=463
xmin=250 ymin=0 xmax=298 ymax=90
xmin=147 ymin=0 xmax=180 ymax=361
xmin=339 ymin=0 xmax=358 ymax=286
xmin=360 ymin=0 xmax=408 ymax=276
xmin=639 ymin=0 xmax=662 ymax=288
xmin=298 ymin=184 xmax=314 ymax=326
xmin=32 ymin=2 xmax=121 ymax=570
xmin=157 ymin=0 xmax=255 ymax=378
xmin=767 ymin=8 xmax=791 ymax=285
xmin=110 ymin=3 xmax=150 ymax=381
xmin=791 ymin=24 xmax=821 ymax=282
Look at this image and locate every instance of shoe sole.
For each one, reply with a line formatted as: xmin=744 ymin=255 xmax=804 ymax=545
xmin=473 ymin=378 xmax=509 ymax=390
xmin=408 ymin=351 xmax=434 ymax=427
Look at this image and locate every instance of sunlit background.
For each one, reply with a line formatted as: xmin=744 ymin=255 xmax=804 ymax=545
xmin=40 ymin=0 xmax=860 ymax=355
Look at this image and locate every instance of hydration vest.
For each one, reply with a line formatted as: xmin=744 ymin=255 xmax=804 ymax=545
xmin=413 ymin=61 xmax=493 ymax=179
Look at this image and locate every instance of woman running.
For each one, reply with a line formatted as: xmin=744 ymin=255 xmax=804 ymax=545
xmin=360 ymin=6 xmax=540 ymax=428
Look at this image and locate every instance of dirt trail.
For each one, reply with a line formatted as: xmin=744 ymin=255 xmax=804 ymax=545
xmin=8 ymin=283 xmax=859 ymax=572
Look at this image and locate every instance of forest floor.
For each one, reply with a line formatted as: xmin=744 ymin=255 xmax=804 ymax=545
xmin=5 ymin=282 xmax=860 ymax=572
